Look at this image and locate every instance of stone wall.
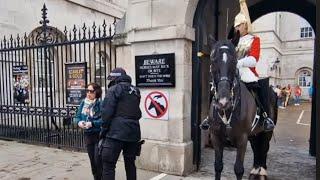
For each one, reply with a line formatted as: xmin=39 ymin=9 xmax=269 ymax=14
xmin=113 ymin=0 xmax=198 ymax=175
xmin=0 ymin=0 xmax=124 ymax=38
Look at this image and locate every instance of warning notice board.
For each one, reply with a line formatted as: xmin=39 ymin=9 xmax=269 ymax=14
xmin=143 ymin=91 xmax=169 ymax=120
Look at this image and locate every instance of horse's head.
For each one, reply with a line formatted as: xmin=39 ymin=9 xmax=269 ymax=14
xmin=209 ymin=40 xmax=238 ymax=110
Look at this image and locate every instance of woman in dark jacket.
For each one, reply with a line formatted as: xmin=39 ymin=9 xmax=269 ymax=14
xmin=74 ymin=82 xmax=102 ymax=180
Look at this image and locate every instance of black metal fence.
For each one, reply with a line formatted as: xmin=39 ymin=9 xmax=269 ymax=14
xmin=0 ymin=4 xmax=116 ymax=150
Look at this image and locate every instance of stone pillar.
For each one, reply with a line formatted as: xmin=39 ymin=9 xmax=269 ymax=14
xmin=113 ymin=0 xmax=198 ymax=175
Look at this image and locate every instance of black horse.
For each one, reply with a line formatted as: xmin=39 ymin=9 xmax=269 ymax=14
xmin=201 ymin=39 xmax=277 ymax=180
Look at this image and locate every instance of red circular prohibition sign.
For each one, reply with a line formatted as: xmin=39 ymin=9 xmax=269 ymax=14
xmin=144 ymin=91 xmax=168 ymax=118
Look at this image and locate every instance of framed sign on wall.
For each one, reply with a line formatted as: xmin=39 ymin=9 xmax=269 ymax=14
xmin=135 ymin=53 xmax=175 ymax=88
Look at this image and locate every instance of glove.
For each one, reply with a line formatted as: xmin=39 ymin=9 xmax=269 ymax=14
xmin=237 ymin=60 xmax=244 ymax=68
xmin=237 ymin=56 xmax=257 ymax=68
xmin=84 ymin=122 xmax=92 ymax=129
xmin=78 ymin=121 xmax=85 ymax=128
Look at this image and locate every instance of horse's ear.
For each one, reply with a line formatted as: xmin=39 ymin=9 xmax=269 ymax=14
xmin=208 ymin=34 xmax=217 ymax=50
xmin=229 ymin=30 xmax=240 ymax=47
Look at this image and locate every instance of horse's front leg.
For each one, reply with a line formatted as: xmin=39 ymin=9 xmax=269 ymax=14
xmin=212 ymin=132 xmax=224 ymax=180
xmin=234 ymin=134 xmax=248 ymax=180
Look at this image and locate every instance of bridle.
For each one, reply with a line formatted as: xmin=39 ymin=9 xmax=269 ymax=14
xmin=210 ymin=64 xmax=240 ymax=126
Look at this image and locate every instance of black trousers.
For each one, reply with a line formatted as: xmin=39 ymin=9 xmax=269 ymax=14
xmin=101 ymin=138 xmax=138 ymax=180
xmin=245 ymin=78 xmax=271 ymax=115
xmin=85 ymin=133 xmax=102 ymax=180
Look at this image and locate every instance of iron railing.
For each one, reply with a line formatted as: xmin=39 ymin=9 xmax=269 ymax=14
xmin=0 ymin=4 xmax=116 ymax=150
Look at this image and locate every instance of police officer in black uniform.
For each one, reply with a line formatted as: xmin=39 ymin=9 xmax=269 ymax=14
xmin=100 ymin=68 xmax=142 ymax=180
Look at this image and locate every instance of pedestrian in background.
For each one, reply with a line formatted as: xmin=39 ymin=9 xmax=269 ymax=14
xmin=284 ymin=84 xmax=292 ymax=107
xmin=294 ymin=85 xmax=302 ymax=106
xmin=74 ymin=82 xmax=102 ymax=180
xmin=273 ymin=85 xmax=283 ymax=108
xmin=100 ymin=68 xmax=143 ymax=180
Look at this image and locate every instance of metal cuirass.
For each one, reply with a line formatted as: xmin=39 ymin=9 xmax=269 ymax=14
xmin=236 ymin=35 xmax=254 ymax=59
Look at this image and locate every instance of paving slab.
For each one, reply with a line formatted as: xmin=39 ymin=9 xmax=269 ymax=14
xmin=0 ymin=140 xmax=158 ymax=180
xmin=0 ymin=103 xmax=315 ymax=180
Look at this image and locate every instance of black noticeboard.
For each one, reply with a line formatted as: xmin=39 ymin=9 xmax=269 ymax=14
xmin=135 ymin=53 xmax=175 ymax=87
xmin=65 ymin=62 xmax=87 ymax=106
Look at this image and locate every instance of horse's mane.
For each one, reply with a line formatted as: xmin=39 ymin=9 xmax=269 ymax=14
xmin=210 ymin=40 xmax=237 ymax=60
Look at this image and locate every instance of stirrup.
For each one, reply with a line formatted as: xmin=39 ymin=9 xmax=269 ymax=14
xmin=200 ymin=117 xmax=210 ymax=130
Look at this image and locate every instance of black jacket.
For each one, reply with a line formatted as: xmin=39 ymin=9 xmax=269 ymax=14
xmin=101 ymin=74 xmax=142 ymax=142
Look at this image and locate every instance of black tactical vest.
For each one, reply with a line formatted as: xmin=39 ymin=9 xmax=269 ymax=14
xmin=114 ymin=85 xmax=141 ymax=120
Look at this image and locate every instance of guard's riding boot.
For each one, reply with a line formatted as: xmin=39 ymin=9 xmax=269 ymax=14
xmin=262 ymin=112 xmax=275 ymax=132
xmin=256 ymin=78 xmax=276 ymax=132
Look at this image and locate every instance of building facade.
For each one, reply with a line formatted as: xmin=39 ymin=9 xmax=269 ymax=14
xmin=253 ymin=12 xmax=314 ymax=99
xmin=0 ymin=0 xmax=127 ymax=37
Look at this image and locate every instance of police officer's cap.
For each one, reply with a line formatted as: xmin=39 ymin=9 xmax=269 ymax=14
xmin=107 ymin=67 xmax=127 ymax=81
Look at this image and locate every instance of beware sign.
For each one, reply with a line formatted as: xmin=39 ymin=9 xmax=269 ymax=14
xmin=143 ymin=91 xmax=169 ymax=120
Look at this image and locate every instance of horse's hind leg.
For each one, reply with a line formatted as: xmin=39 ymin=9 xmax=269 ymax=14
xmin=249 ymin=136 xmax=260 ymax=169
xmin=259 ymin=132 xmax=272 ymax=169
xmin=249 ymin=132 xmax=272 ymax=179
xmin=251 ymin=132 xmax=272 ymax=169
xmin=234 ymin=134 xmax=248 ymax=180
xmin=212 ymin=134 xmax=224 ymax=180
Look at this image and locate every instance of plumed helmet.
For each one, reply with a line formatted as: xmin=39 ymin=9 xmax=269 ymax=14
xmin=234 ymin=12 xmax=247 ymax=27
xmin=107 ymin=67 xmax=127 ymax=81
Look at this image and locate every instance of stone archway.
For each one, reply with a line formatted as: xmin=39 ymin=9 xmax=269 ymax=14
xmin=190 ymin=0 xmax=317 ymax=167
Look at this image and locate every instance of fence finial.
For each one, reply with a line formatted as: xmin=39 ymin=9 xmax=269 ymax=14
xmin=40 ymin=4 xmax=49 ymax=27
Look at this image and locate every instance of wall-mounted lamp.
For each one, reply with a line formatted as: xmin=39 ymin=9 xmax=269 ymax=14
xmin=270 ymin=58 xmax=280 ymax=71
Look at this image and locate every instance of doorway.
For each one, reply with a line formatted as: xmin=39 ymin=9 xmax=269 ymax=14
xmin=191 ymin=0 xmax=316 ymax=170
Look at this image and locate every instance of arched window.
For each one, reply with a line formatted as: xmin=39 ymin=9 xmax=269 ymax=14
xmin=29 ymin=26 xmax=65 ymax=89
xmin=297 ymin=69 xmax=312 ymax=87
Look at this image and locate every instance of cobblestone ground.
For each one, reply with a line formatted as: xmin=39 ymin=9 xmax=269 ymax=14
xmin=187 ymin=102 xmax=316 ymax=180
xmin=189 ymin=143 xmax=316 ymax=180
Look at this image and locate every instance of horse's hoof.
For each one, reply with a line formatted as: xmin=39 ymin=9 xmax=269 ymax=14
xmin=259 ymin=167 xmax=268 ymax=176
xmin=249 ymin=167 xmax=260 ymax=180
xmin=258 ymin=167 xmax=268 ymax=180
xmin=259 ymin=175 xmax=267 ymax=180
xmin=249 ymin=174 xmax=259 ymax=180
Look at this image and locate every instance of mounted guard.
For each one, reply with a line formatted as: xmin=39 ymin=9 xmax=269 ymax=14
xmin=199 ymin=0 xmax=278 ymax=179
